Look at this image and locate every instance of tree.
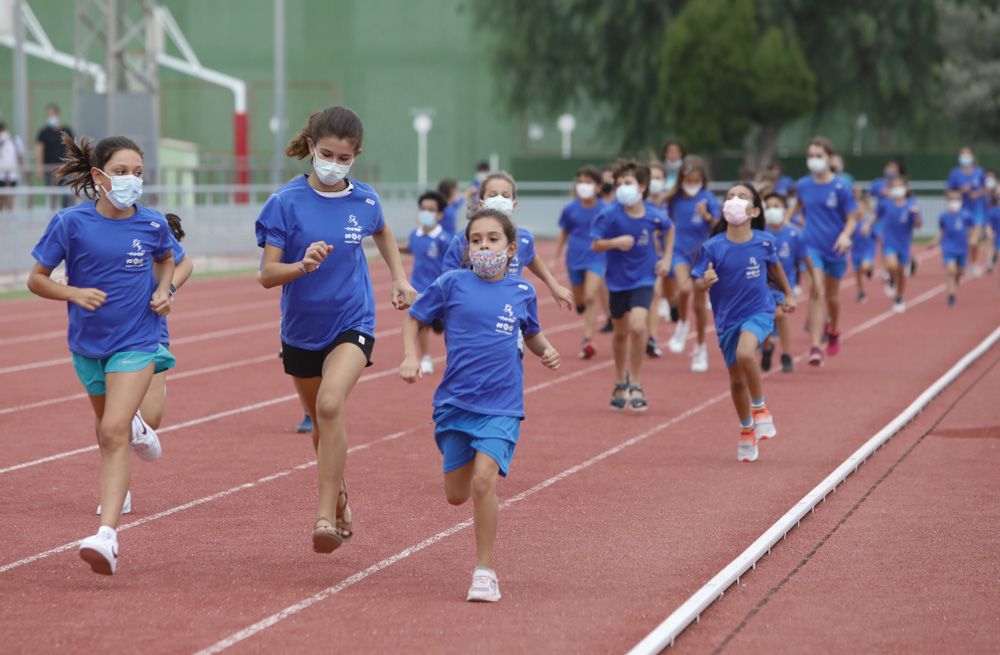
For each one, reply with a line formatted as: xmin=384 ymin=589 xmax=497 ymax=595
xmin=939 ymin=1 xmax=1000 ymax=141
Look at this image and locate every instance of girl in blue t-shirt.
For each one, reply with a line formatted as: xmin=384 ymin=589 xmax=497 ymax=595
xmin=255 ymin=106 xmax=417 ymax=555
xmin=399 ymin=208 xmax=561 ymax=603
xmin=28 ymin=133 xmax=176 ymax=575
xmin=591 ymin=160 xmax=674 ymax=413
xmin=551 ymin=166 xmax=608 ymax=359
xmin=850 ymin=187 xmax=877 ymax=304
xmin=402 ymin=190 xmax=451 ymax=375
xmin=947 ymin=147 xmax=988 ymax=276
xmin=929 ymin=189 xmax=973 ymax=307
xmin=692 ymin=183 xmax=796 ymax=463
xmin=645 ymin=163 xmax=674 ymax=358
xmin=762 ymin=193 xmax=807 ymax=374
xmin=879 ymin=176 xmax=922 ymax=313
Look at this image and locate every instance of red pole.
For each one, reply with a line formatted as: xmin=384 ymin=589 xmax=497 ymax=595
xmin=234 ymin=112 xmax=249 ymax=204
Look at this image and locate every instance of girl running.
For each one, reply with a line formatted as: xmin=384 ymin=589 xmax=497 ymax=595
xmin=661 ymin=140 xmax=686 ymax=191
xmin=591 ymin=160 xmax=673 ymax=412
xmin=789 ymin=137 xmax=859 ymax=366
xmin=762 ymin=193 xmax=806 ymax=373
xmin=989 ymin=181 xmax=1000 ymax=273
xmin=646 ymin=163 xmax=673 ymax=358
xmin=403 ymin=190 xmax=452 ymax=374
xmin=880 ymin=175 xmax=921 ymax=313
xmin=947 ymin=147 xmax=987 ymax=276
xmin=850 ymin=188 xmax=877 ymax=304
xmin=691 ymin=182 xmax=796 ymax=462
xmin=930 ymin=189 xmax=972 ymax=307
xmin=28 ymin=133 xmax=175 ymax=574
xmin=551 ymin=166 xmax=607 ymax=359
xmin=255 ymin=106 xmax=417 ymax=553
xmin=663 ymin=156 xmax=721 ymax=372
xmin=399 ymin=208 xmax=560 ymax=602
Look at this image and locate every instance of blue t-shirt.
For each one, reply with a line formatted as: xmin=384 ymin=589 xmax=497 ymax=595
xmin=668 ymin=188 xmax=721 ymax=259
xmin=796 ymin=176 xmax=858 ymax=258
xmin=558 ymin=198 xmax=607 ymax=271
xmin=591 ymin=201 xmax=671 ymax=292
xmin=775 ymin=175 xmax=795 ymax=197
xmin=880 ymin=199 xmax=920 ymax=252
xmin=31 ymin=202 xmax=173 ymax=359
xmin=158 ymin=234 xmax=186 ymax=345
xmin=990 ymin=206 xmax=1000 ymax=242
xmin=408 ymin=225 xmax=452 ymax=293
xmin=409 ymin=269 xmax=540 ymax=418
xmin=441 ymin=227 xmax=536 ymax=277
xmin=769 ymin=225 xmax=805 ymax=289
xmin=691 ymin=230 xmax=778 ymax=334
xmin=441 ymin=198 xmax=464 ymax=236
xmin=939 ymin=211 xmax=972 ymax=256
xmin=947 ymin=166 xmax=985 ymax=216
xmin=852 ymin=216 xmax=876 ymax=256
xmin=254 ymin=175 xmax=385 ymax=350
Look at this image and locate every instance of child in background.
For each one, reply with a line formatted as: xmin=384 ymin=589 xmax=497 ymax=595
xmin=661 ymin=140 xmax=686 ymax=191
xmin=591 ymin=160 xmax=673 ymax=412
xmin=850 ymin=188 xmax=877 ymax=304
xmin=646 ymin=162 xmax=673 ymax=357
xmin=761 ymin=193 xmax=805 ymax=373
xmin=692 ymin=182 xmax=795 ymax=463
xmin=438 ymin=178 xmax=463 ymax=236
xmin=880 ymin=175 xmax=922 ymax=313
xmin=404 ymin=190 xmax=452 ymax=374
xmin=551 ymin=166 xmax=607 ymax=359
xmin=947 ymin=147 xmax=986 ymax=276
xmin=930 ymin=189 xmax=973 ymax=306
xmin=400 ymin=208 xmax=560 ymax=603
xmin=985 ymin=169 xmax=998 ymax=271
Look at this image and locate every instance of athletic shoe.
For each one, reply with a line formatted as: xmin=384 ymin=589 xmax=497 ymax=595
xmin=691 ymin=343 xmax=708 ymax=373
xmin=295 ymin=414 xmax=312 ymax=433
xmin=419 ymin=355 xmax=434 ymax=375
xmin=96 ymin=489 xmax=132 ymax=517
xmin=130 ymin=411 xmax=161 ymax=461
xmin=645 ymin=337 xmax=663 ymax=358
xmin=466 ymin=567 xmax=501 ymax=602
xmin=909 ymin=259 xmax=918 ymax=277
xmin=670 ymin=305 xmax=680 ymax=323
xmin=752 ymin=407 xmax=777 ymax=441
xmin=579 ymin=339 xmax=597 ymax=360
xmin=780 ymin=353 xmax=794 ymax=373
xmin=883 ymin=281 xmax=896 ymax=298
xmin=970 ymin=264 xmax=983 ymax=278
xmin=79 ymin=527 xmax=118 ymax=575
xmin=892 ymin=299 xmax=906 ymax=314
xmin=826 ymin=329 xmax=841 ymax=357
xmin=668 ymin=321 xmax=688 ymax=354
xmin=737 ymin=430 xmax=758 ymax=463
xmin=808 ymin=346 xmax=824 ymax=367
xmin=599 ymin=318 xmax=614 ymax=334
xmin=760 ymin=343 xmax=774 ymax=372
xmin=856 ymin=290 xmax=867 ymax=304
xmin=657 ymin=298 xmax=670 ymax=320
xmin=947 ymin=294 xmax=956 ymax=307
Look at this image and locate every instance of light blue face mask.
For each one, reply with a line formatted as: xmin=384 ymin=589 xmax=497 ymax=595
xmin=418 ymin=210 xmax=437 ymax=228
xmin=98 ymin=169 xmax=143 ymax=210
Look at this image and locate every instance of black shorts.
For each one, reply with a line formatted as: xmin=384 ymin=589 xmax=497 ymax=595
xmin=608 ymin=286 xmax=655 ymax=319
xmin=281 ymin=330 xmax=375 ymax=378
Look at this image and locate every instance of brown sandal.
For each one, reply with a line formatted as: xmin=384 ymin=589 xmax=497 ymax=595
xmin=312 ymin=517 xmax=343 ymax=554
xmin=336 ymin=482 xmax=353 ymax=542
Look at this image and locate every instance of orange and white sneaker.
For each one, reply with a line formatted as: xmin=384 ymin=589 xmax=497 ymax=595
xmin=737 ymin=429 xmax=758 ymax=462
xmin=752 ymin=407 xmax=777 ymax=441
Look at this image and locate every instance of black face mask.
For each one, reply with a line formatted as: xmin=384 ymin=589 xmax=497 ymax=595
xmin=601 ymin=182 xmax=614 ymax=196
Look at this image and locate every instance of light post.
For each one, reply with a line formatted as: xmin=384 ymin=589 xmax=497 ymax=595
xmin=557 ymin=113 xmax=576 ymax=159
xmin=412 ymin=111 xmax=433 ymax=190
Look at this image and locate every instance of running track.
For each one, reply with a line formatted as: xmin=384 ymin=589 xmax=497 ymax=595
xmin=1 ymin=244 xmax=998 ymax=654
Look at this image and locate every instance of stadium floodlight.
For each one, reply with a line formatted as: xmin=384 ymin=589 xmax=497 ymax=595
xmin=411 ymin=110 xmax=434 ymax=190
xmin=557 ymin=113 xmax=576 ymax=159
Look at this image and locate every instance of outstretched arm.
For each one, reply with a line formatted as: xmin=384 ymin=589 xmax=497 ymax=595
xmin=373 ymin=228 xmax=417 ymax=309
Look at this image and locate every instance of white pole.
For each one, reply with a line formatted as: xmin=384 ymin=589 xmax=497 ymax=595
xmin=417 ymin=130 xmax=427 ymax=190
xmin=272 ymin=0 xmax=286 ymax=185
xmin=557 ymin=113 xmax=576 ymax=160
xmin=13 ymin=0 xmax=29 ymax=151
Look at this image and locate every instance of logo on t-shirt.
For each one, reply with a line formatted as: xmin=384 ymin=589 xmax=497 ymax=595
xmin=344 ymin=214 xmax=363 ymax=245
xmin=638 ymin=229 xmax=649 ymax=247
xmin=495 ymin=303 xmax=517 ymax=335
xmin=746 ymin=255 xmax=761 ymax=280
xmin=507 ymin=254 xmax=520 ymax=275
xmin=427 ymin=241 xmax=440 ymax=259
xmin=826 ymin=192 xmax=839 ymax=209
xmin=125 ymin=238 xmax=146 ymax=269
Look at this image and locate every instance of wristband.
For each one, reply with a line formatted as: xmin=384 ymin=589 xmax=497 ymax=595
xmin=299 ymin=263 xmax=312 ymax=274
xmin=168 ymin=283 xmax=177 ymax=296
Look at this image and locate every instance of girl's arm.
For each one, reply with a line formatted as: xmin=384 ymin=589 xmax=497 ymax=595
xmin=258 ymin=242 xmax=331 ymax=289
xmin=26 ymin=262 xmax=107 ymax=310
xmin=523 ymin=332 xmax=560 ymax=370
xmin=693 ymin=262 xmax=717 ymax=292
xmin=834 ymin=209 xmax=859 ymax=254
xmin=173 ymin=256 xmax=194 ymax=290
xmin=372 ymin=228 xmax=417 ymax=309
xmin=399 ymin=315 xmax=424 ymax=382
xmin=150 ymin=252 xmax=175 ymax=316
xmin=768 ymin=262 xmax=796 ymax=313
xmin=656 ymin=225 xmax=675 ymax=276
xmin=526 ymin=257 xmax=573 ymax=310
xmin=549 ymin=229 xmax=569 ymax=271
xmin=592 ymin=235 xmax=634 ymax=252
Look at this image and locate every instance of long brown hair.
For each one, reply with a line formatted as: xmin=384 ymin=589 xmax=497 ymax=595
xmin=53 ymin=133 xmax=143 ymax=199
xmin=285 ymin=106 xmax=364 ymax=159
xmin=666 ymin=154 xmax=711 ymax=206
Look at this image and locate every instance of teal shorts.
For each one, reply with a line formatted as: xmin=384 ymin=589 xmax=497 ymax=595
xmin=71 ymin=344 xmax=176 ymax=396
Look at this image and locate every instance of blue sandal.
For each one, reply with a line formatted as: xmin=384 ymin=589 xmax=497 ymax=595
xmin=610 ymin=381 xmax=630 ymax=411
xmin=628 ymin=384 xmax=648 ymax=413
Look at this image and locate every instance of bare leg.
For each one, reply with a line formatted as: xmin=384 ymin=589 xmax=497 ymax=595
xmin=612 ymin=316 xmax=629 ymax=383
xmin=775 ymin=307 xmax=791 ymax=354
xmin=736 ymin=331 xmax=764 ymax=402
xmin=470 ymin=452 xmax=500 ymax=569
xmin=139 ymin=371 xmax=167 ymax=429
xmin=808 ymin=267 xmax=828 ymax=348
xmin=582 ymin=272 xmax=602 ymax=340
xmin=628 ymin=307 xmax=649 ymax=386
xmin=727 ymin=364 xmax=750 ymax=424
xmin=647 ymin=278 xmax=662 ymax=340
xmin=692 ymin=286 xmax=708 ymax=346
xmin=824 ymin=275 xmax=841 ymax=333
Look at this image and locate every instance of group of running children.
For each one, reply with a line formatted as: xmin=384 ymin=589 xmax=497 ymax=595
xmin=27 ymin=105 xmax=996 ymax=603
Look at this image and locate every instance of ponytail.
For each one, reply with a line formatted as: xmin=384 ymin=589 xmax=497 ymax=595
xmin=165 ymin=212 xmax=185 ymax=241
xmin=52 ymin=132 xmax=143 ymax=200
xmin=285 ymin=106 xmax=364 ymax=160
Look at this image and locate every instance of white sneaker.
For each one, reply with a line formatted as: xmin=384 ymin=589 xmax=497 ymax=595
xmin=892 ymin=300 xmax=906 ymax=314
xmin=667 ymin=321 xmax=688 ymax=354
xmin=130 ymin=411 xmax=161 ymax=461
xmin=657 ymin=298 xmax=670 ymax=320
xmin=738 ymin=433 xmax=759 ymax=463
xmin=883 ymin=283 xmax=896 ymax=298
xmin=96 ymin=489 xmax=132 ymax=516
xmin=79 ymin=526 xmax=118 ymax=575
xmin=691 ymin=343 xmax=708 ymax=373
xmin=466 ymin=567 xmax=501 ymax=602
xmin=419 ymin=355 xmax=434 ymax=375
xmin=752 ymin=408 xmax=777 ymax=441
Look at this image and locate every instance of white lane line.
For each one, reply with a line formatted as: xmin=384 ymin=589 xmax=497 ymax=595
xmin=193 ymin=283 xmax=951 ymax=653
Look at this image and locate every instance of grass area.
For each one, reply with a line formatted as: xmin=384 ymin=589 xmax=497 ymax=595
xmin=0 ymin=288 xmax=33 ymax=302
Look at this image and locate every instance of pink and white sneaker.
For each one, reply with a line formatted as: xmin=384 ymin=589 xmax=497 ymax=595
xmin=466 ymin=567 xmax=501 ymax=602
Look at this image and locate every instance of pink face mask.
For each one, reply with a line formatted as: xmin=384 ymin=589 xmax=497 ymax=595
xmin=723 ymin=197 xmax=752 ymax=225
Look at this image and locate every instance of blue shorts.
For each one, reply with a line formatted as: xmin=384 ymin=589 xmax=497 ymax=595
xmin=433 ymin=405 xmax=520 ymax=478
xmin=669 ymin=250 xmax=695 ymax=279
xmin=972 ymin=210 xmax=986 ymax=227
xmin=883 ymin=245 xmax=911 ymax=266
xmin=72 ymin=344 xmax=176 ymax=396
xmin=717 ymin=314 xmax=775 ymax=368
xmin=851 ymin=243 xmax=875 ymax=270
xmin=807 ymin=248 xmax=848 ymax=280
xmin=567 ymin=263 xmax=606 ymax=287
xmin=943 ymin=252 xmax=967 ymax=270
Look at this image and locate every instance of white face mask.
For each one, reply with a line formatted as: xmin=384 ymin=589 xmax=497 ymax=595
xmin=723 ymin=197 xmax=752 ymax=226
xmin=807 ymin=157 xmax=828 ymax=174
xmin=764 ymin=207 xmax=785 ymax=226
xmin=682 ymin=183 xmax=702 ymax=197
xmin=575 ymin=182 xmax=596 ymax=200
xmin=312 ymin=149 xmax=352 ymax=186
xmin=418 ymin=210 xmax=437 ymax=228
xmin=615 ymin=183 xmax=642 ymax=207
xmin=986 ymin=177 xmax=997 ymax=190
xmin=482 ymin=194 xmax=515 ymax=216
xmin=665 ymin=159 xmax=683 ymax=172
xmin=948 ymin=200 xmax=963 ymax=213
xmin=649 ymin=178 xmax=667 ymax=195
xmin=97 ymin=169 xmax=142 ymax=210
xmin=889 ymin=186 xmax=907 ymax=200
xmin=475 ymin=171 xmax=488 ymax=184
xmin=959 ymin=154 xmax=974 ymax=167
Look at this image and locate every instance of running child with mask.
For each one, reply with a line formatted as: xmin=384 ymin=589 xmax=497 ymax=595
xmin=399 ymin=208 xmax=560 ymax=603
xmin=28 ymin=134 xmax=175 ymax=574
xmin=761 ymin=193 xmax=805 ymax=373
xmin=880 ymin=175 xmax=922 ymax=313
xmin=256 ymin=106 xmax=417 ymax=554
xmin=591 ymin=160 xmax=673 ymax=412
xmin=403 ymin=190 xmax=451 ymax=374
xmin=850 ymin=187 xmax=877 ymax=304
xmin=947 ymin=147 xmax=987 ymax=276
xmin=645 ymin=163 xmax=674 ymax=358
xmin=692 ymin=183 xmax=796 ymax=462
xmin=929 ymin=189 xmax=972 ymax=307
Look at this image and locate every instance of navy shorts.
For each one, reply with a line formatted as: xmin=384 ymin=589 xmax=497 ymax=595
xmin=282 ymin=330 xmax=374 ymax=378
xmin=608 ymin=286 xmax=654 ymax=319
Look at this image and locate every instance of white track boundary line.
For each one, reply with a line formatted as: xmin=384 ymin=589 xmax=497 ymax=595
xmin=192 ymin=282 xmax=950 ymax=654
xmin=628 ymin=308 xmax=997 ymax=654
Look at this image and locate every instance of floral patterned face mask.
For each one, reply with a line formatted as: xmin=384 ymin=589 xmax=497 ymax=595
xmin=469 ymin=249 xmax=509 ymax=278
